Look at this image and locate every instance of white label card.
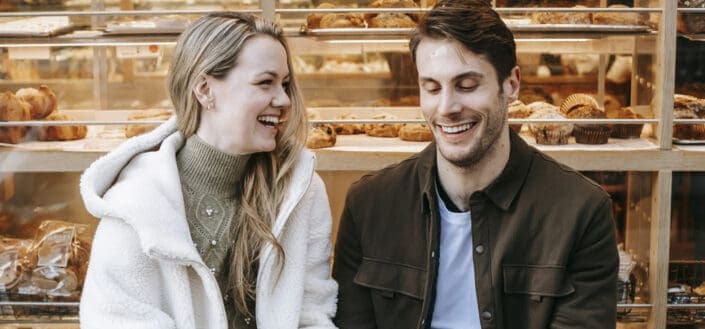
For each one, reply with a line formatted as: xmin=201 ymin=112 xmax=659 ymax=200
xmin=116 ymin=45 xmax=161 ymax=59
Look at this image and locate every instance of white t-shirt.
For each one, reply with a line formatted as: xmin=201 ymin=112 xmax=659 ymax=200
xmin=430 ymin=192 xmax=482 ymax=329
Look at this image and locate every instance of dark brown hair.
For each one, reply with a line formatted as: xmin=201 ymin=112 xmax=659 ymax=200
xmin=410 ymin=0 xmax=517 ymax=85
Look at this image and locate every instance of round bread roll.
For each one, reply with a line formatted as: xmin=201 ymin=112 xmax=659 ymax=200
xmin=306 ymin=124 xmax=337 ymax=149
xmin=319 ymin=13 xmax=365 ymax=28
xmin=15 ymin=85 xmax=58 ymax=120
xmin=369 ymin=13 xmax=417 ymax=28
xmin=592 ymin=5 xmax=643 ymax=26
xmin=37 ymin=112 xmax=88 ymax=141
xmin=399 ymin=123 xmax=433 ymax=142
xmin=0 ymin=91 xmax=31 ymax=144
xmin=531 ymin=5 xmax=591 ymax=24
xmin=125 ymin=109 xmax=173 ymax=138
xmin=366 ymin=0 xmax=421 ymax=22
xmin=307 ymin=3 xmax=336 ymax=29
xmin=365 ymin=113 xmax=401 ymax=137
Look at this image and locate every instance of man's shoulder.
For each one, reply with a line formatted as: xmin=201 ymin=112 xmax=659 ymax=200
xmin=347 ymin=154 xmax=424 ymax=202
xmin=527 ymin=149 xmax=610 ymax=203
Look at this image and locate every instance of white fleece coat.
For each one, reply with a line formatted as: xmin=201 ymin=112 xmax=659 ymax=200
xmin=79 ymin=117 xmax=338 ymax=329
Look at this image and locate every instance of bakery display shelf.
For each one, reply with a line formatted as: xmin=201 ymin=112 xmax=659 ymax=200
xmin=0 ymin=32 xmax=177 ymax=47
xmin=668 ymin=304 xmax=705 ymax=309
xmin=680 ymin=33 xmax=705 ymax=42
xmin=298 ymin=72 xmax=391 ymax=80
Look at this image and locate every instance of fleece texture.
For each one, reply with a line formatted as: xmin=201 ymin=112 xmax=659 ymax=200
xmin=79 ymin=117 xmax=338 ymax=329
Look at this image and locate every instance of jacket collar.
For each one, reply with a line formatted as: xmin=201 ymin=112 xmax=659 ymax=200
xmin=81 ymin=117 xmax=316 ymax=264
xmin=417 ymin=129 xmax=534 ymax=212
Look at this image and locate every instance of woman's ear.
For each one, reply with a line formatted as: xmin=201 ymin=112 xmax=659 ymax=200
xmin=192 ymin=75 xmax=213 ymax=108
xmin=502 ymin=66 xmax=521 ymax=102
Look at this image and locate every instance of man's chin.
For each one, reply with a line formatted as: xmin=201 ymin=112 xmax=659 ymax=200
xmin=437 ymin=143 xmax=483 ymax=168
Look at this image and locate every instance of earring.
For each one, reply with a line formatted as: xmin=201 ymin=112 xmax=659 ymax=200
xmin=206 ymin=97 xmax=215 ymax=111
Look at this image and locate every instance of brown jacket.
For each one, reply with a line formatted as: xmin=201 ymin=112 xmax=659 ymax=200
xmin=333 ymin=131 xmax=618 ymax=329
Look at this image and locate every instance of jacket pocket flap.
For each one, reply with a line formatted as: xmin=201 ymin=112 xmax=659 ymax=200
xmin=503 ymin=265 xmax=575 ymax=297
xmin=353 ymin=258 xmax=426 ymax=300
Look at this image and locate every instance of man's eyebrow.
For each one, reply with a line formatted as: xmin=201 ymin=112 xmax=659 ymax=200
xmin=419 ymin=71 xmax=485 ymax=83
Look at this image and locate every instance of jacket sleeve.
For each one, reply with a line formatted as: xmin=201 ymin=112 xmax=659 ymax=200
xmin=298 ymin=173 xmax=340 ymax=329
xmin=80 ymin=217 xmax=176 ymax=329
xmin=550 ymin=197 xmax=619 ymax=329
xmin=332 ymin=186 xmax=377 ymax=329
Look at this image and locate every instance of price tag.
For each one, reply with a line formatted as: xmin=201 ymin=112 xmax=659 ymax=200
xmin=116 ymin=45 xmax=161 ymax=59
xmin=8 ymin=47 xmax=50 ymax=60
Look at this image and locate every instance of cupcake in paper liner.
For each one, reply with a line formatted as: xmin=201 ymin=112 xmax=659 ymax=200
xmin=573 ymin=125 xmax=612 ymax=144
xmin=507 ymin=100 xmax=533 ymax=133
xmin=560 ymin=93 xmax=601 ymax=116
xmin=527 ymin=105 xmax=573 ymax=145
xmin=606 ymin=106 xmax=644 ymax=139
xmin=562 ymin=94 xmax=611 ymax=144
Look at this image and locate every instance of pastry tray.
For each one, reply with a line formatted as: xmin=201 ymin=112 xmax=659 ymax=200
xmin=673 ymin=138 xmax=705 ymax=145
xmin=104 ymin=19 xmax=191 ymax=35
xmin=300 ymin=24 xmax=652 ymax=36
xmin=0 ymin=17 xmax=75 ymax=37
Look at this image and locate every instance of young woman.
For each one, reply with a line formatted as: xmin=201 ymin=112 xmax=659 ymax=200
xmin=79 ymin=12 xmax=338 ymax=329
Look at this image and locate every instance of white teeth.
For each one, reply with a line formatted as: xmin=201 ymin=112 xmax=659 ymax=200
xmin=257 ymin=115 xmax=280 ymax=124
xmin=440 ymin=123 xmax=473 ymax=134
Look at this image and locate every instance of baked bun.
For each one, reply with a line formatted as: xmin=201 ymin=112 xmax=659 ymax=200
xmin=606 ymin=106 xmax=644 ymax=139
xmin=37 ymin=112 xmax=88 ymax=141
xmin=306 ymin=124 xmax=337 ymax=149
xmin=365 ymin=113 xmax=401 ymax=137
xmin=307 ymin=3 xmax=336 ymax=29
xmin=366 ymin=0 xmax=421 ymax=23
xmin=399 ymin=123 xmax=433 ymax=141
xmin=15 ymin=85 xmax=58 ymax=119
xmin=678 ymin=0 xmax=705 ymax=33
xmin=532 ymin=5 xmax=591 ymax=24
xmin=125 ymin=109 xmax=173 ymax=138
xmin=0 ymin=91 xmax=31 ymax=144
xmin=673 ymin=94 xmax=705 ymax=140
xmin=333 ymin=113 xmax=364 ymax=135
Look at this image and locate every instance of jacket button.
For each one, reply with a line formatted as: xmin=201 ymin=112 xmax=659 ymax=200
xmin=421 ymin=319 xmax=425 ymax=326
xmin=431 ymin=251 xmax=435 ymax=258
xmin=481 ymin=311 xmax=493 ymax=320
xmin=475 ymin=244 xmax=485 ymax=254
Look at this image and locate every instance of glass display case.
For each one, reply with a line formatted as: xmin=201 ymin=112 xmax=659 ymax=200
xmin=0 ymin=0 xmax=702 ymax=328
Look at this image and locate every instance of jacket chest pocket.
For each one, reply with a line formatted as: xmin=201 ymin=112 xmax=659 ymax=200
xmin=354 ymin=258 xmax=426 ymax=329
xmin=502 ymin=264 xmax=575 ymax=328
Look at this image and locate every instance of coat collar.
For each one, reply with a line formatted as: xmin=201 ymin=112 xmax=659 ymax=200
xmin=417 ymin=129 xmax=534 ymax=212
xmin=81 ymin=117 xmax=316 ymax=264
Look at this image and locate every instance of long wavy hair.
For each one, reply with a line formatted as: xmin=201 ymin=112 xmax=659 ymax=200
xmin=166 ymin=12 xmax=307 ymax=318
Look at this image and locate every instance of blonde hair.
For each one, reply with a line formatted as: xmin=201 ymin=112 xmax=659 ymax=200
xmin=166 ymin=12 xmax=307 ymax=318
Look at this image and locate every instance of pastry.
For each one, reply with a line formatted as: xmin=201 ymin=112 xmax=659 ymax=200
xmin=333 ymin=113 xmax=364 ymax=135
xmin=519 ymin=87 xmax=553 ymax=105
xmin=673 ymin=94 xmax=705 ymax=140
xmin=37 ymin=112 xmax=88 ymax=141
xmin=368 ymin=13 xmax=417 ymax=28
xmin=306 ymin=3 xmax=336 ymax=29
xmin=561 ymin=94 xmax=611 ymax=144
xmin=592 ymin=5 xmax=643 ymax=26
xmin=15 ymin=85 xmax=58 ymax=119
xmin=606 ymin=106 xmax=644 ymax=139
xmin=319 ymin=12 xmax=365 ymax=28
xmin=394 ymin=95 xmax=420 ymax=106
xmin=527 ymin=103 xmax=573 ymax=145
xmin=507 ymin=100 xmax=533 ymax=133
xmin=399 ymin=123 xmax=433 ymax=142
xmin=306 ymin=124 xmax=337 ymax=149
xmin=125 ymin=109 xmax=173 ymax=138
xmin=678 ymin=0 xmax=705 ymax=33
xmin=531 ymin=5 xmax=591 ymax=24
xmin=0 ymin=91 xmax=31 ymax=144
xmin=365 ymin=113 xmax=401 ymax=137
xmin=366 ymin=0 xmax=422 ymax=23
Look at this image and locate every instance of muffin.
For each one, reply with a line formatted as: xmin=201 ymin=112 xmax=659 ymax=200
xmin=673 ymin=94 xmax=705 ymax=140
xmin=507 ymin=100 xmax=533 ymax=133
xmin=365 ymin=113 xmax=401 ymax=137
xmin=332 ymin=113 xmax=364 ymax=135
xmin=561 ymin=94 xmax=611 ymax=144
xmin=606 ymin=106 xmax=644 ymax=139
xmin=527 ymin=103 xmax=573 ymax=145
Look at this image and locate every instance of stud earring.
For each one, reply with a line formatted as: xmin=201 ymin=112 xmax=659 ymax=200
xmin=206 ymin=97 xmax=215 ymax=111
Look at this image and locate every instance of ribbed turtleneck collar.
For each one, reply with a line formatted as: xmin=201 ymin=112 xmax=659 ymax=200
xmin=176 ymin=135 xmax=250 ymax=198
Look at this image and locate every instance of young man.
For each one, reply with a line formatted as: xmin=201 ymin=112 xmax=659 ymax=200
xmin=332 ymin=1 xmax=618 ymax=328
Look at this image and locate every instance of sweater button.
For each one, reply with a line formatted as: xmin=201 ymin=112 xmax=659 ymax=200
xmin=481 ymin=310 xmax=493 ymax=320
xmin=211 ymin=240 xmax=217 ymax=246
